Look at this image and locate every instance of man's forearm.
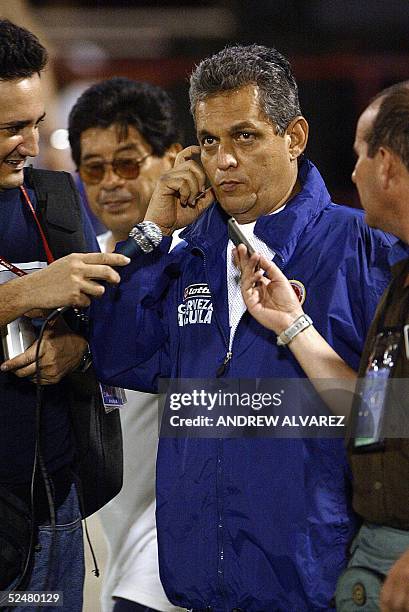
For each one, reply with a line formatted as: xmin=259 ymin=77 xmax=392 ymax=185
xmin=0 ymin=276 xmax=35 ymax=326
xmin=288 ymin=324 xmax=357 ymax=417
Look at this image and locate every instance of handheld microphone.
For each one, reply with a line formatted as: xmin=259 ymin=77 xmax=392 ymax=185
xmin=57 ymin=222 xmax=163 ymax=317
xmin=115 ymin=221 xmax=163 ymax=258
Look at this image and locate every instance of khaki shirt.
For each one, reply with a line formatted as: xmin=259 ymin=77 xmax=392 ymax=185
xmin=350 ymin=258 xmax=409 ymax=528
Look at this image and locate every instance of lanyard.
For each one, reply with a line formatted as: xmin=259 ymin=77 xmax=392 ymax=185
xmin=0 ymin=186 xmax=55 ymax=278
xmin=0 ymin=256 xmax=28 ymax=277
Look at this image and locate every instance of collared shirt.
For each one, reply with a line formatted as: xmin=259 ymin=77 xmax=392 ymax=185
xmin=350 ymin=253 xmax=409 ymax=529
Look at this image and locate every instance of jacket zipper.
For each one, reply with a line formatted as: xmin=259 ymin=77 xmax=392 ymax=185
xmin=216 ymin=350 xmax=232 ymax=377
xmin=195 ymin=247 xmax=231 ymax=377
xmin=199 ymin=246 xmax=229 ymax=609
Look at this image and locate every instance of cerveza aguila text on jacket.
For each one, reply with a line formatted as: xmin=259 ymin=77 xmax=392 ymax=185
xmin=90 ymin=159 xmax=395 ymax=612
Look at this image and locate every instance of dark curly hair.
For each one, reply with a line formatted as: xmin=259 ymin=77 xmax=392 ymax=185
xmin=68 ymin=77 xmax=180 ymax=167
xmin=0 ymin=19 xmax=48 ymax=80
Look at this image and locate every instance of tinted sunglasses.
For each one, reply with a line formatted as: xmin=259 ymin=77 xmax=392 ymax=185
xmin=79 ymin=153 xmax=151 ymax=184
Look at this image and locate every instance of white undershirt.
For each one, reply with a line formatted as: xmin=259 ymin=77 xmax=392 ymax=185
xmin=226 ymin=207 xmax=285 ymax=352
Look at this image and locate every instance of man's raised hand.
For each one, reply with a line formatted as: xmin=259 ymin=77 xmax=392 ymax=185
xmin=144 ymin=145 xmax=215 ymax=236
xmin=235 ymin=244 xmax=303 ymax=334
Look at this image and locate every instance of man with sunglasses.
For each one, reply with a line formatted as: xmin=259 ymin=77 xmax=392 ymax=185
xmin=68 ymin=77 xmax=182 ymax=612
xmin=69 ymin=77 xmax=181 ymax=256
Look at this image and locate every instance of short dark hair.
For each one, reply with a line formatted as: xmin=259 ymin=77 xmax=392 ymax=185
xmin=68 ymin=77 xmax=180 ymax=167
xmin=189 ymin=44 xmax=301 ymax=135
xmin=0 ymin=19 xmax=48 ymax=80
xmin=365 ymin=81 xmax=409 ymax=171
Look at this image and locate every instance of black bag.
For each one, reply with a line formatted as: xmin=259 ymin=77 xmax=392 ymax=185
xmin=0 ymin=485 xmax=32 ymax=591
xmin=24 ymin=167 xmax=123 ymax=518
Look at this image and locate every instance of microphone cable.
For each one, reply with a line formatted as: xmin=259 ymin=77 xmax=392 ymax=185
xmin=3 ymin=306 xmax=99 ymax=611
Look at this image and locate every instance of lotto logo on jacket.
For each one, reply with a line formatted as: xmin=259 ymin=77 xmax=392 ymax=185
xmin=178 ymin=283 xmax=213 ymax=326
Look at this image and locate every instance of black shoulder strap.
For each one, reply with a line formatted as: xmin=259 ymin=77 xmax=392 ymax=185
xmin=24 ymin=167 xmax=87 ymax=258
xmin=24 ymin=168 xmax=123 ymax=517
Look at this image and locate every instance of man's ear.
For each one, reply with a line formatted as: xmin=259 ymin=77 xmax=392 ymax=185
xmin=286 ymin=116 xmax=309 ymax=160
xmin=377 ymin=146 xmax=400 ymax=190
xmin=164 ymin=143 xmax=183 ymax=167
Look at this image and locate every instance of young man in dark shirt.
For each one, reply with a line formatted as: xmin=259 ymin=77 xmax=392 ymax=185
xmin=0 ymin=19 xmax=128 ymax=610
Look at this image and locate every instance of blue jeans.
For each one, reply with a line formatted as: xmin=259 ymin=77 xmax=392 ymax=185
xmin=336 ymin=522 xmax=409 ymax=611
xmin=10 ymin=483 xmax=84 ymax=612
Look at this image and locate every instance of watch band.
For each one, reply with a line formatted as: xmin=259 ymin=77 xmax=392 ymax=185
xmin=77 ymin=346 xmax=92 ymax=373
xmin=277 ymin=314 xmax=313 ymax=346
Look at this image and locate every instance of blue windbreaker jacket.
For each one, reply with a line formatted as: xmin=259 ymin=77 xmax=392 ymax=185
xmin=90 ymin=160 xmax=395 ymax=611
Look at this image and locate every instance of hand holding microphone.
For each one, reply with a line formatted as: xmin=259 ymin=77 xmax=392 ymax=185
xmin=22 ymin=251 xmax=131 ymax=311
xmin=50 ymin=221 xmax=162 ymax=314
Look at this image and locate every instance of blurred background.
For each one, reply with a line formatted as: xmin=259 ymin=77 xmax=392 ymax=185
xmin=4 ymin=0 xmax=409 ymax=211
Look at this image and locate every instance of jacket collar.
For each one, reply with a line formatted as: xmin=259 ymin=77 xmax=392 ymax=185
xmin=180 ymin=158 xmax=332 ymax=267
xmin=388 ymin=240 xmax=409 ymax=272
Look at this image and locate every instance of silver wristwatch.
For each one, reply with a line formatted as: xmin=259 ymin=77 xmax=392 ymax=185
xmin=277 ymin=314 xmax=313 ymax=346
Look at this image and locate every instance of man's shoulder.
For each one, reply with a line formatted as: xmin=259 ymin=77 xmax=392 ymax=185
xmin=320 ymin=201 xmax=395 ymax=249
xmin=24 ymin=167 xmax=74 ymax=191
xmin=24 ymin=167 xmax=95 ymax=255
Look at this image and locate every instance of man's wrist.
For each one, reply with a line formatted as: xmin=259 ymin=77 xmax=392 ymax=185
xmin=14 ymin=274 xmax=36 ymax=313
xmin=143 ymin=217 xmax=174 ymax=237
xmin=277 ymin=313 xmax=313 ymax=346
xmin=277 ymin=310 xmax=304 ymax=335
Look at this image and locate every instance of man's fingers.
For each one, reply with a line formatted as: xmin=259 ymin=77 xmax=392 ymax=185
xmin=174 ymin=145 xmax=201 ymax=167
xmin=13 ymin=362 xmax=38 ymax=379
xmin=236 ymin=246 xmax=259 ymax=275
xmin=1 ymin=341 xmax=39 ymax=373
xmin=80 ymin=263 xmax=121 ymax=284
xmin=162 ymin=163 xmax=208 ymax=205
xmin=80 ymin=279 xmax=107 ymax=298
xmin=242 ymin=268 xmax=264 ymax=292
xmin=193 ymin=187 xmax=216 ymax=213
xmin=71 ymin=294 xmax=92 ymax=308
xmin=236 ymin=249 xmax=264 ymax=292
xmin=80 ymin=252 xmax=130 ymax=266
xmin=258 ymin=255 xmax=284 ymax=281
xmin=177 ymin=174 xmax=202 ymax=206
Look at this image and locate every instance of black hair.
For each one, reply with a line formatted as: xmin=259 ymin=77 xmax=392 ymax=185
xmin=0 ymin=19 xmax=48 ymax=80
xmin=68 ymin=77 xmax=180 ymax=167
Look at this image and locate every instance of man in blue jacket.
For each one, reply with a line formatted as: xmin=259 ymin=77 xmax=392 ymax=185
xmin=90 ymin=45 xmax=395 ymax=611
